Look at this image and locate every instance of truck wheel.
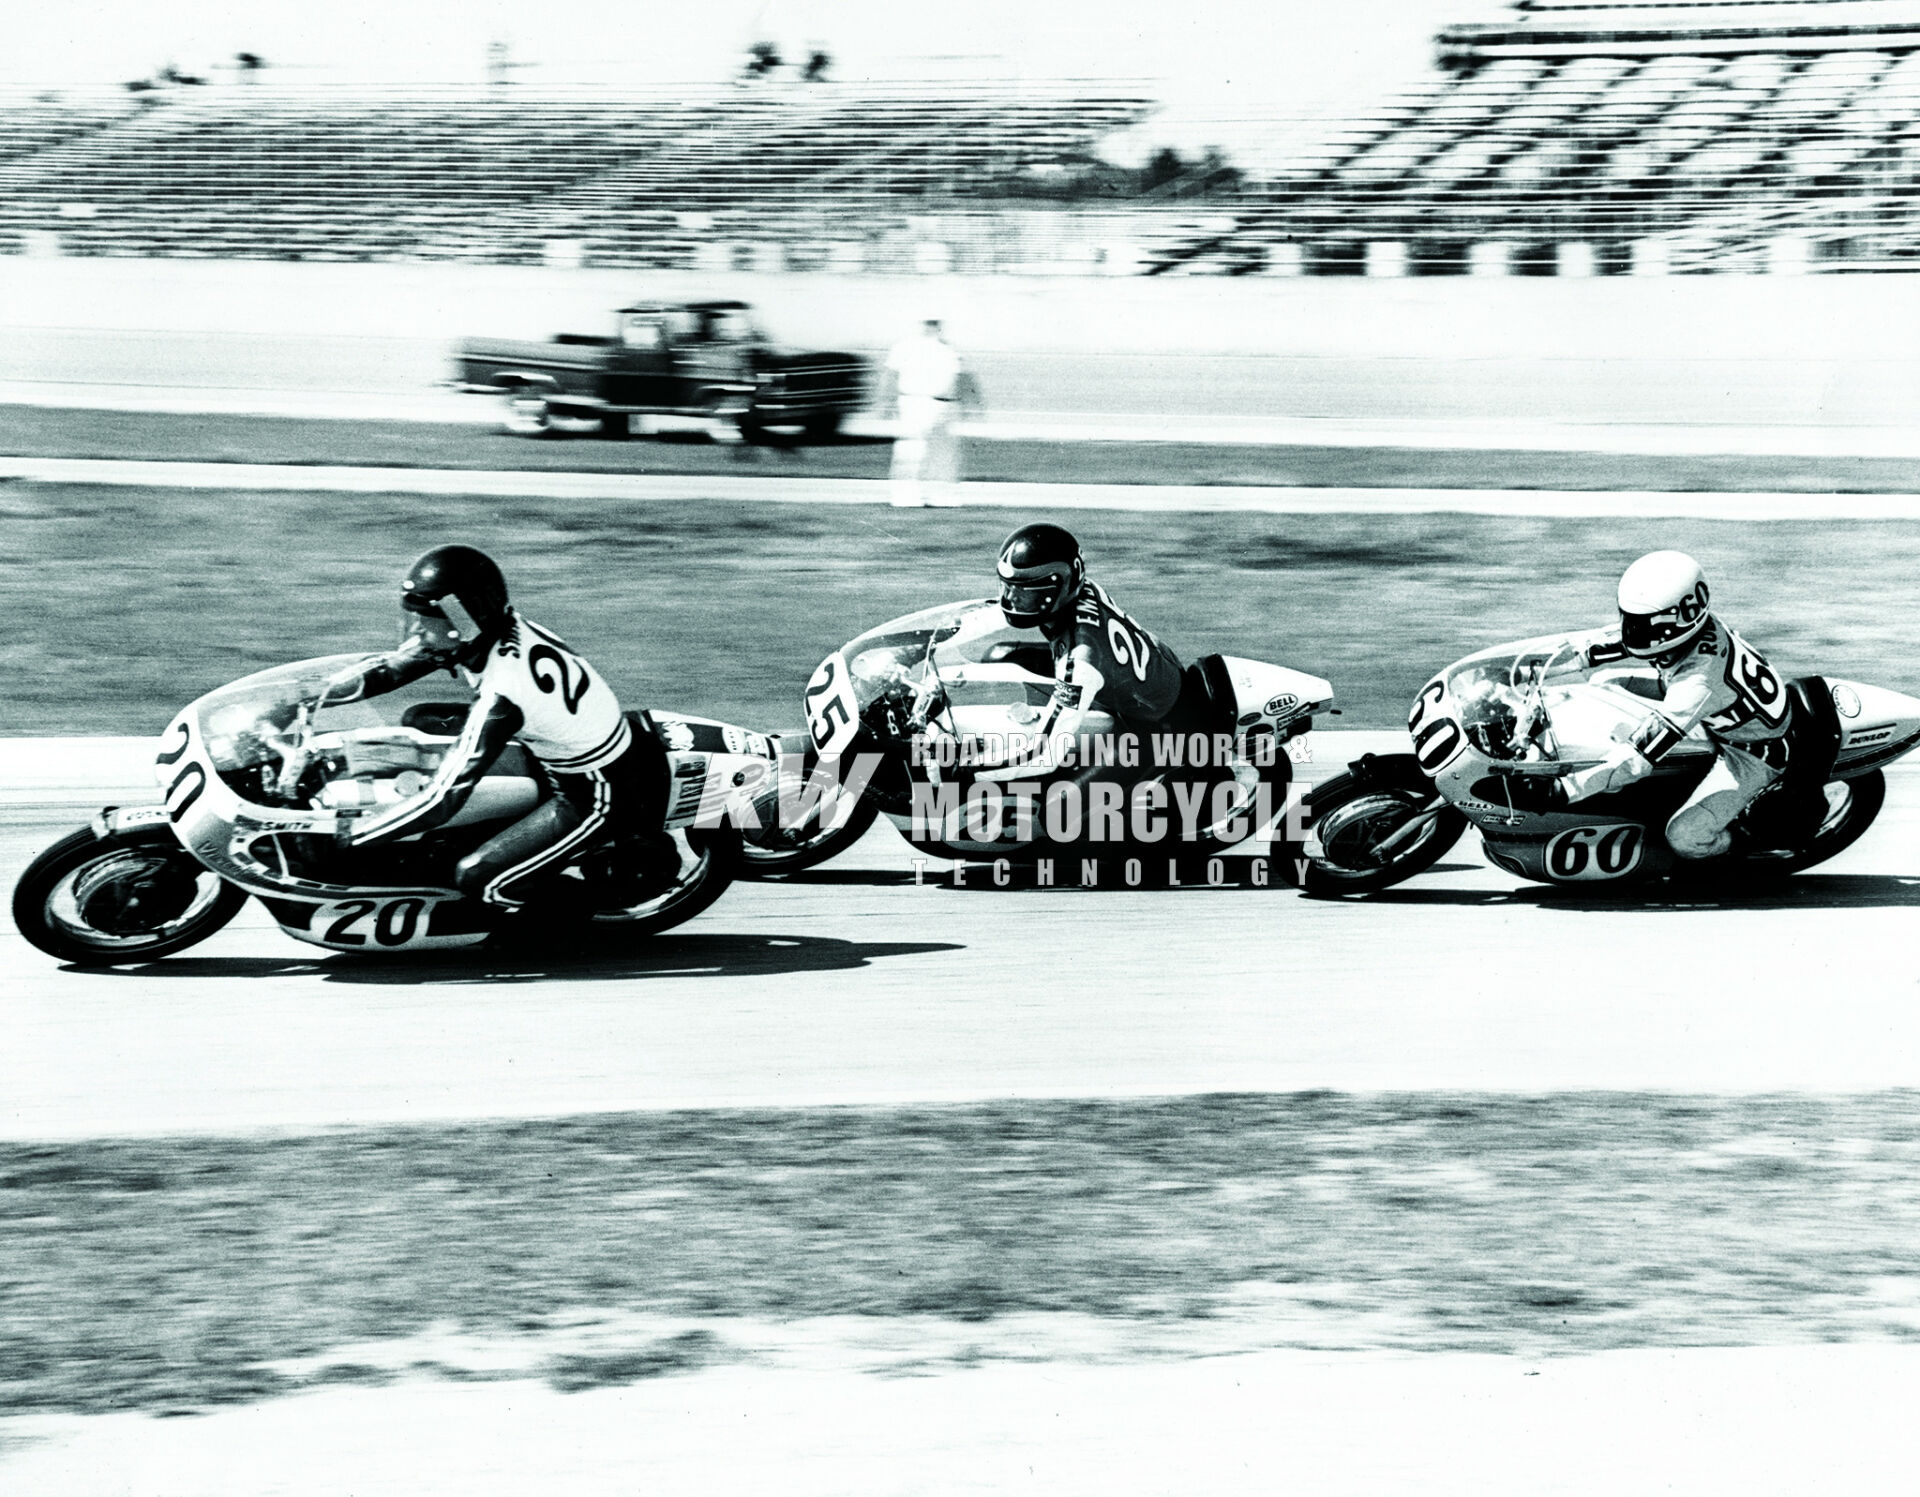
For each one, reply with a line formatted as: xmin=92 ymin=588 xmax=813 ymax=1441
xmin=601 ymin=412 xmax=632 ymax=440
xmin=803 ymin=412 xmax=843 ymax=443
xmin=503 ymin=391 xmax=552 ymax=436
xmin=702 ymin=392 xmax=746 ymax=444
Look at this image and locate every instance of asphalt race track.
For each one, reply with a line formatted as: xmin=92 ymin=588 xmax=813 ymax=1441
xmin=8 ymin=764 xmax=1920 ymax=1140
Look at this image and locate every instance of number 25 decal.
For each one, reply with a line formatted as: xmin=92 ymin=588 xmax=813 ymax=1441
xmin=1106 ymin=617 xmax=1152 ymax=682
xmin=529 ymin=643 xmax=589 ymax=713
xmin=1407 ymin=677 xmax=1466 ymax=774
xmin=805 ymin=655 xmax=858 ymax=753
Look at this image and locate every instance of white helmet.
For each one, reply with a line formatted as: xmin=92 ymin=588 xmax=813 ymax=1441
xmin=1618 ymin=550 xmax=1710 ymax=658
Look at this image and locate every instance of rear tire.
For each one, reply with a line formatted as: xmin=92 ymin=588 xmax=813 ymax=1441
xmin=1299 ymin=769 xmax=1468 ymax=897
xmin=13 ymin=826 xmax=247 ymax=966
xmin=583 ymin=826 xmax=741 ymax=937
xmin=803 ymin=412 xmax=843 ymax=442
xmin=740 ymin=795 xmax=881 ymax=878
xmin=1726 ymin=771 xmax=1886 ymax=880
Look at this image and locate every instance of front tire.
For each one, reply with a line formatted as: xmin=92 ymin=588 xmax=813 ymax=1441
xmin=740 ymin=795 xmax=882 ymax=878
xmin=503 ymin=389 xmax=553 ymax=436
xmin=1299 ymin=768 xmax=1468 ymax=897
xmin=13 ymin=826 xmax=247 ymax=966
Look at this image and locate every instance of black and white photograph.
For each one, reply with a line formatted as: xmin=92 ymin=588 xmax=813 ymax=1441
xmin=6 ymin=1 xmax=1920 ymax=1490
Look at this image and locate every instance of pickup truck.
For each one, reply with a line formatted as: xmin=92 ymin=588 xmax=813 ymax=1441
xmin=454 ymin=299 xmax=868 ymax=442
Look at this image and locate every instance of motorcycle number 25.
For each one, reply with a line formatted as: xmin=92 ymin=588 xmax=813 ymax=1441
xmin=1545 ymin=824 xmax=1645 ymax=881
xmin=805 ymin=654 xmax=860 ymax=756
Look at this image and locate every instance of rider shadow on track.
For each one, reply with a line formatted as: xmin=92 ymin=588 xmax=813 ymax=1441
xmin=71 ymin=932 xmax=963 ymax=985
xmin=1344 ymin=873 xmax=1920 ymax=913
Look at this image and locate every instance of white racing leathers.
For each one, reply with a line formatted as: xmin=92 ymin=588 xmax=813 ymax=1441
xmin=1560 ymin=616 xmax=1792 ymax=858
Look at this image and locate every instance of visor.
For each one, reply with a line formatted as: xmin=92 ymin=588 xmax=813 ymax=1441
xmin=1620 ymin=609 xmax=1690 ymax=655
xmin=401 ymin=589 xmax=483 ymax=646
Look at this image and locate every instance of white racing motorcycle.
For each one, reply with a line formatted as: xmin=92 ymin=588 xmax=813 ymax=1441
xmin=1299 ymin=628 xmax=1920 ymax=896
xmin=13 ymin=655 xmax=783 ymax=965
xmin=741 ymin=598 xmax=1335 ymax=874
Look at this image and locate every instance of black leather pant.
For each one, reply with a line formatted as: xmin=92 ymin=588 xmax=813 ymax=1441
xmin=454 ymin=726 xmax=669 ymax=909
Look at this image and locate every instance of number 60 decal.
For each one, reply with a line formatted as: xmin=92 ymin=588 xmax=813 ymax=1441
xmin=1545 ymin=824 xmax=1645 ymax=882
xmin=1406 ymin=678 xmax=1467 ymax=775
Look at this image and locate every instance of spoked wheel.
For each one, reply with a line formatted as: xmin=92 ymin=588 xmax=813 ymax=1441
xmin=13 ymin=826 xmax=247 ymax=966
xmin=740 ymin=795 xmax=881 ymax=878
xmin=582 ymin=827 xmax=741 ymax=937
xmin=1299 ymin=770 xmax=1468 ymax=897
xmin=1726 ymin=771 xmax=1886 ymax=880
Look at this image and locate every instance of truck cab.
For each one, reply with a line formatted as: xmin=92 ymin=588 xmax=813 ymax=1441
xmin=456 ymin=297 xmax=864 ymax=442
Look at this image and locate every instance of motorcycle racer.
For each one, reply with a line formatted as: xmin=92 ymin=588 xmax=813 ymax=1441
xmin=1552 ymin=551 xmax=1796 ymax=858
xmin=315 ymin=545 xmax=675 ymax=909
xmin=972 ymin=523 xmax=1184 ymax=782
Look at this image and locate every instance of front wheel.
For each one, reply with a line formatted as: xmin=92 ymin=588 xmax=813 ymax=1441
xmin=12 ymin=826 xmax=248 ymax=965
xmin=1299 ymin=768 xmax=1468 ymax=897
xmin=502 ymin=390 xmax=553 ymax=436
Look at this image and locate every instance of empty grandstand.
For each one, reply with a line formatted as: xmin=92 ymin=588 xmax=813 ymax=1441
xmin=0 ymin=81 xmax=1155 ymax=271
xmin=11 ymin=3 xmax=1920 ymax=275
xmin=1164 ymin=0 xmax=1920 ymax=274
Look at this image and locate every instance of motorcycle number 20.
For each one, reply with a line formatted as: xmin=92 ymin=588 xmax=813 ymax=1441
xmin=805 ymin=654 xmax=860 ymax=755
xmin=1545 ymin=824 xmax=1645 ymax=882
xmin=315 ymin=896 xmax=433 ymax=948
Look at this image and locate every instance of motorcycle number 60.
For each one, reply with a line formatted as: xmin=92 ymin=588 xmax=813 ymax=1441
xmin=1545 ymin=824 xmax=1645 ymax=882
xmin=804 ymin=654 xmax=860 ymax=755
xmin=1406 ymin=678 xmax=1467 ymax=776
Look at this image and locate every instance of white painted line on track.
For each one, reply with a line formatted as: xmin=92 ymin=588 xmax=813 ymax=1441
xmin=6 ymin=455 xmax=1919 ymax=518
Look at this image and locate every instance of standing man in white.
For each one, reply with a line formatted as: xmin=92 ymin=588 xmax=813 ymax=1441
xmin=884 ymin=317 xmax=978 ymax=507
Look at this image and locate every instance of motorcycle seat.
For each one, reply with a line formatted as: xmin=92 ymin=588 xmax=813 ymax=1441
xmin=1163 ymin=655 xmax=1239 ymax=738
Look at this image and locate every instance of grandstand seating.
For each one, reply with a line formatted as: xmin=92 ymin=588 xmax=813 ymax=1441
xmin=15 ymin=3 xmax=1920 ymax=276
xmin=1153 ymin=0 xmax=1920 ymax=274
xmin=0 ymin=82 xmax=1153 ymax=269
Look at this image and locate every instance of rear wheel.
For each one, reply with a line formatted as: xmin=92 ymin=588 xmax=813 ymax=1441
xmin=1727 ymin=771 xmax=1886 ymax=880
xmin=583 ymin=826 xmax=740 ymax=937
xmin=1299 ymin=769 xmax=1468 ymax=897
xmin=803 ymin=411 xmax=843 ymax=443
xmin=13 ymin=826 xmax=247 ymax=965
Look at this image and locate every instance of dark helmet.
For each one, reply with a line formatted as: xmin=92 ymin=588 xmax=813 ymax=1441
xmin=399 ymin=545 xmax=511 ymax=663
xmin=997 ymin=523 xmax=1084 ymax=630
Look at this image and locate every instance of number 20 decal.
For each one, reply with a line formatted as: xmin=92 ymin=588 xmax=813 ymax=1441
xmin=318 ymin=897 xmax=429 ymax=947
xmin=1406 ymin=678 xmax=1466 ymax=775
xmin=528 ymin=643 xmax=589 ymax=714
